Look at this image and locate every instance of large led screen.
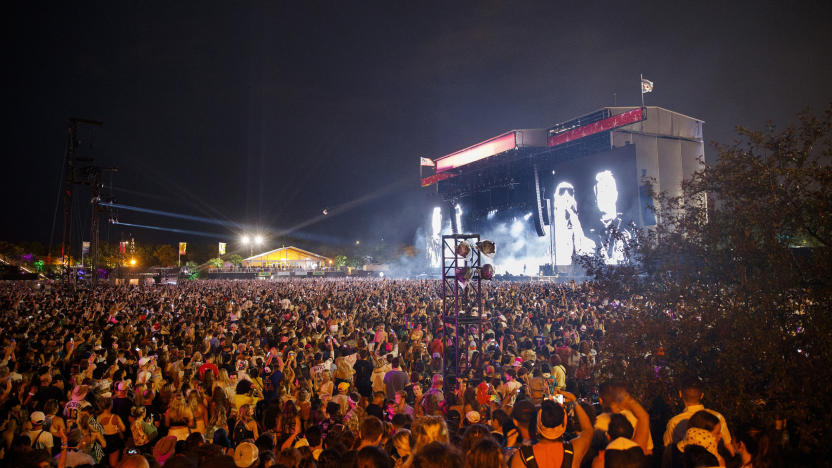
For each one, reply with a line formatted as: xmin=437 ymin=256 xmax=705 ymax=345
xmin=542 ymin=145 xmax=639 ymax=266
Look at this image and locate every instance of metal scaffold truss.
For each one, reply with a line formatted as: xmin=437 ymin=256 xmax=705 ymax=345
xmin=441 ymin=234 xmax=486 ymax=382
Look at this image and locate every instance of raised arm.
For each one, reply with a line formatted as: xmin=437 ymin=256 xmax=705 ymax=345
xmin=557 ymin=390 xmax=592 ymax=468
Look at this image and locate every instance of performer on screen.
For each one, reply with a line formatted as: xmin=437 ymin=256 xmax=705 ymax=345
xmin=594 ymin=170 xmax=631 ymax=264
xmin=553 ymin=181 xmax=595 ymax=265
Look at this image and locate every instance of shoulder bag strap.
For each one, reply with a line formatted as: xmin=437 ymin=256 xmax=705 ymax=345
xmin=519 ymin=445 xmax=539 ymax=468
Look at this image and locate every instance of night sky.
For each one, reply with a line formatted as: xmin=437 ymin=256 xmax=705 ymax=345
xmin=4 ymin=1 xmax=831 ymax=251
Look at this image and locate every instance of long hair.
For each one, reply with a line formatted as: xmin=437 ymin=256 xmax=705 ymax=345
xmin=411 ymin=416 xmax=449 ymax=452
xmin=208 ymin=405 xmax=227 ymax=429
xmin=167 ymin=394 xmax=189 ymax=422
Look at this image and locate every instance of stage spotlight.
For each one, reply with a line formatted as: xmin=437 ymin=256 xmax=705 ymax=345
xmin=456 ymin=241 xmax=471 ymax=258
xmin=476 ymin=240 xmax=496 ymax=256
xmin=455 ymin=266 xmax=473 ymax=286
xmin=480 ymin=264 xmax=494 ymax=280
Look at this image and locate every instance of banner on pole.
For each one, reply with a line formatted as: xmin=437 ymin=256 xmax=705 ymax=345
xmin=82 ymin=241 xmax=90 ymax=255
xmin=219 ymin=242 xmax=226 ymax=256
xmin=641 ymin=77 xmax=654 ymax=94
xmin=119 ymin=241 xmax=127 ymax=254
xmin=179 ymin=242 xmax=187 ymax=255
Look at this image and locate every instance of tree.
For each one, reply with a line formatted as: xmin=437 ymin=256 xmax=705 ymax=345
xmin=333 ymin=255 xmax=348 ymax=268
xmin=584 ymin=105 xmax=832 ymax=456
xmin=226 ymin=254 xmax=243 ymax=266
xmin=207 ymin=257 xmax=224 ymax=268
xmin=153 ymin=245 xmax=178 ymax=267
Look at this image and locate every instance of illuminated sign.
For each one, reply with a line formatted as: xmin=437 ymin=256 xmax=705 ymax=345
xmin=548 ymin=108 xmax=644 ymax=147
xmin=435 ymin=132 xmax=517 ymax=173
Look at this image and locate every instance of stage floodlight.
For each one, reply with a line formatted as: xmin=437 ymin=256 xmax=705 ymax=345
xmin=241 ymin=235 xmax=250 ymax=245
xmin=476 ymin=240 xmax=496 ymax=256
xmin=480 ymin=264 xmax=494 ymax=280
xmin=254 ymin=235 xmax=264 ymax=245
xmin=456 ymin=241 xmax=471 ymax=258
xmin=455 ymin=266 xmax=473 ymax=286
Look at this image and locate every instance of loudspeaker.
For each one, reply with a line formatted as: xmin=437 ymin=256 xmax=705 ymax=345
xmin=532 ymin=165 xmax=546 ymax=237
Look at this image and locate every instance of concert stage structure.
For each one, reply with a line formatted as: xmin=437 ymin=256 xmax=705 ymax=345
xmin=421 ymin=106 xmax=705 ymax=273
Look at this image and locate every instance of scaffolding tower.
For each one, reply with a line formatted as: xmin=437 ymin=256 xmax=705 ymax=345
xmin=441 ymin=234 xmax=486 ymax=383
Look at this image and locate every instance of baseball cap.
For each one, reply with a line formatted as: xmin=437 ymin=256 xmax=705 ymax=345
xmin=30 ymin=411 xmax=46 ymax=424
xmin=465 ymin=411 xmax=481 ymax=424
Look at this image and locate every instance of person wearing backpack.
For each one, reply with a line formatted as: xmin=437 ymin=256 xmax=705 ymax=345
xmin=509 ymin=390 xmax=593 ymax=468
xmin=25 ymin=411 xmax=54 ymax=452
xmin=233 ymin=404 xmax=258 ymax=444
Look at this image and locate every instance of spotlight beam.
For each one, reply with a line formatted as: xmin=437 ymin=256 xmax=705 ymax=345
xmin=275 ymin=177 xmax=409 ymax=237
xmin=111 ymin=221 xmax=227 ymax=239
xmin=102 ymin=202 xmax=243 ymax=229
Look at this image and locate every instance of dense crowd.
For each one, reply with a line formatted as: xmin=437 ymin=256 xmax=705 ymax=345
xmin=0 ymin=279 xmax=778 ymax=468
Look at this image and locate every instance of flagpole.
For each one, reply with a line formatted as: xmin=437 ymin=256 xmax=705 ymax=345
xmin=640 ymin=74 xmax=645 ymax=108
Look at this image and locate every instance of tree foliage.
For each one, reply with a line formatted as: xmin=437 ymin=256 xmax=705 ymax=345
xmin=153 ymin=244 xmax=178 ymax=267
xmin=584 ymin=105 xmax=832 ymax=455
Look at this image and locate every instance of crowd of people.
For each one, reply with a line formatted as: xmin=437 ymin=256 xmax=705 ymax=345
xmin=0 ymin=279 xmax=778 ymax=468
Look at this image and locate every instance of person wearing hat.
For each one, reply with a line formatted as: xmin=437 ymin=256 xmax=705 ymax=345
xmin=234 ymin=441 xmax=259 ymax=468
xmin=332 ymin=381 xmax=351 ymax=415
xmin=508 ymin=390 xmax=593 ymax=468
xmin=465 ymin=411 xmax=481 ymax=426
xmin=64 ymin=385 xmax=91 ymax=421
xmin=152 ymin=435 xmax=177 ymax=465
xmin=25 ymin=411 xmax=54 ymax=451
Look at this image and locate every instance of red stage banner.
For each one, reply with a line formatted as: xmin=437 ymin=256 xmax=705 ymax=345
xmin=548 ymin=107 xmax=645 ymax=147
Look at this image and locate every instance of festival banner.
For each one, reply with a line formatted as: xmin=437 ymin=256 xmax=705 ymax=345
xmin=219 ymin=242 xmax=226 ymax=256
xmin=81 ymin=241 xmax=90 ymax=255
xmin=179 ymin=242 xmax=187 ymax=255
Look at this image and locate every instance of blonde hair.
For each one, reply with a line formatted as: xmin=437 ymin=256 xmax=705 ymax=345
xmin=411 ymin=416 xmax=449 ymax=451
xmin=392 ymin=429 xmax=412 ymax=457
xmin=238 ymin=404 xmax=252 ymax=422
xmin=167 ymin=394 xmax=190 ymax=422
xmin=334 ymin=357 xmax=354 ymax=380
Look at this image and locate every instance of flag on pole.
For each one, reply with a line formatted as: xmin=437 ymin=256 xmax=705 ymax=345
xmin=82 ymin=241 xmax=90 ymax=255
xmin=179 ymin=242 xmax=187 ymax=255
xmin=420 ymin=157 xmax=434 ymax=167
xmin=219 ymin=242 xmax=226 ymax=256
xmin=641 ymin=77 xmax=654 ymax=94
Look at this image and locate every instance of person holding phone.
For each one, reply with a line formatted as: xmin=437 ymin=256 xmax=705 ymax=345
xmin=509 ymin=389 xmax=594 ymax=468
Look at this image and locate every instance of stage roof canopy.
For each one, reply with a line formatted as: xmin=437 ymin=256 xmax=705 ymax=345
xmin=242 ymin=246 xmax=331 ymax=268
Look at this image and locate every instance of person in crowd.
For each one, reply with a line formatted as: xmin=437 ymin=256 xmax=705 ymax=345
xmin=509 ymin=390 xmax=593 ymax=468
xmin=668 ymin=410 xmax=727 ymax=467
xmin=97 ymin=397 xmax=127 ymax=468
xmin=0 ymin=279 xmax=757 ymax=468
xmin=663 ymin=379 xmax=732 ymax=456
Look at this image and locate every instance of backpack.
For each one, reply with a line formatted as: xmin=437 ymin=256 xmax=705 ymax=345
xmin=518 ymin=441 xmax=573 ymax=468
xmin=529 ymin=378 xmax=545 ymax=404
xmin=30 ymin=430 xmax=47 ymax=449
xmin=233 ymin=420 xmax=254 ymax=444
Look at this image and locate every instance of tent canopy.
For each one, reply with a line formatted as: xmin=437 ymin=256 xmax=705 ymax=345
xmin=241 ymin=246 xmax=331 ymax=268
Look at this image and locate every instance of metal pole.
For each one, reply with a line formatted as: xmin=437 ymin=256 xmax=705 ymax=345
xmin=640 ymin=74 xmax=645 ymax=108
